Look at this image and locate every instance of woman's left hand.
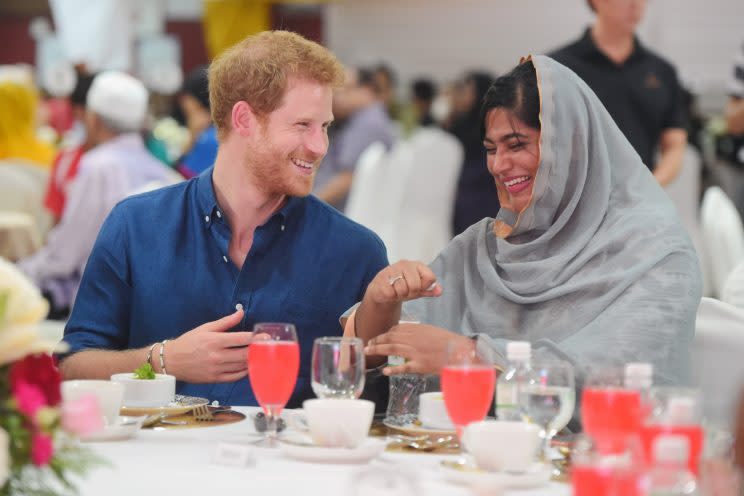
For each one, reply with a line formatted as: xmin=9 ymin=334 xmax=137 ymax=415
xmin=364 ymin=323 xmax=474 ymax=375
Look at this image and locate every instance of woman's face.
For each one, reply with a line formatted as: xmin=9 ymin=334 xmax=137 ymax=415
xmin=483 ymin=108 xmax=541 ymax=213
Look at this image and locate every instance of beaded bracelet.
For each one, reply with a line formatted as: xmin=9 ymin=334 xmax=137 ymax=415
xmin=159 ymin=339 xmax=169 ymax=375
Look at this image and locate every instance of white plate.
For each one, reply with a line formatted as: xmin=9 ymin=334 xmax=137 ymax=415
xmin=79 ymin=415 xmax=146 ymax=442
xmin=440 ymin=461 xmax=551 ymax=490
xmin=383 ymin=419 xmax=456 ymax=437
xmin=120 ymin=394 xmax=209 ymax=416
xmin=280 ymin=437 xmax=386 ymax=464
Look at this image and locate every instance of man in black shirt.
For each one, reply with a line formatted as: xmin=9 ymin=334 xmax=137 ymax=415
xmin=550 ymin=0 xmax=687 ymax=186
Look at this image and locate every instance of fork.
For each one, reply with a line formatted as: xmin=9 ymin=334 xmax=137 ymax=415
xmin=192 ymin=404 xmax=214 ymax=421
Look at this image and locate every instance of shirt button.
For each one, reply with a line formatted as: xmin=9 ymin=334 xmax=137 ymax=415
xmin=204 ymin=215 xmax=210 ymax=223
xmin=222 ymin=255 xmax=228 ymax=263
xmin=216 ymin=211 xmax=222 ymax=218
xmin=281 ymin=224 xmax=285 ymax=231
xmin=235 ymin=303 xmax=243 ymax=311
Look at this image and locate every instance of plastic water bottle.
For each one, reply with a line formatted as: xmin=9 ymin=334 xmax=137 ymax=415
xmin=496 ymin=341 xmax=532 ymax=421
xmin=384 ymin=355 xmax=426 ymax=426
xmin=647 ymin=435 xmax=698 ymax=495
xmin=625 ymin=362 xmax=653 ymax=419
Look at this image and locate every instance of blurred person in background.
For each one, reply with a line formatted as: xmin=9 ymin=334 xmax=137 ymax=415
xmin=550 ymin=0 xmax=687 ymax=187
xmin=314 ymin=66 xmax=396 ymax=211
xmin=448 ymin=71 xmax=500 ymax=236
xmin=373 ymin=63 xmax=402 ymax=121
xmin=0 ymin=78 xmax=55 ymax=169
xmin=19 ymin=71 xmax=173 ymax=319
xmin=726 ymin=40 xmax=744 ymax=136
xmin=44 ymin=72 xmax=96 ymax=223
xmin=411 ymin=78 xmax=437 ymax=127
xmin=172 ymin=65 xmax=218 ymax=179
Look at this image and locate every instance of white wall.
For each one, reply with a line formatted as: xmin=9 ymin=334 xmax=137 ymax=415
xmin=325 ymin=0 xmax=743 ymax=102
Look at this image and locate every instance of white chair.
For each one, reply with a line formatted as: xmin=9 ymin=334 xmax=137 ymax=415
xmin=0 ymin=161 xmax=52 ymax=242
xmin=693 ymin=297 xmax=744 ymax=429
xmin=700 ymin=186 xmax=744 ymax=298
xmin=346 ymin=141 xmax=414 ymax=261
xmin=722 ymin=261 xmax=744 ymax=310
xmin=345 ymin=142 xmax=387 ymax=226
xmin=394 ymin=128 xmax=463 ymax=263
xmin=664 ymin=146 xmax=710 ymax=296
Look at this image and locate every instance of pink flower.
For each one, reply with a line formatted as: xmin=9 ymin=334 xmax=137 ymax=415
xmin=13 ymin=381 xmax=46 ymax=419
xmin=61 ymin=394 xmax=104 ymax=436
xmin=31 ymin=433 xmax=53 ymax=466
xmin=9 ymin=354 xmax=62 ymax=407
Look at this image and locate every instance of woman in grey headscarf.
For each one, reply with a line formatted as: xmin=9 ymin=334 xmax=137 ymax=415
xmin=350 ymin=55 xmax=702 ymax=386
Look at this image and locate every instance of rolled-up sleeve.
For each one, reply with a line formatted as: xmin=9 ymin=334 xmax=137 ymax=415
xmin=60 ymin=204 xmax=132 ymax=359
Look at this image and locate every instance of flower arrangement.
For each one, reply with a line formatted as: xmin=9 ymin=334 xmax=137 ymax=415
xmin=0 ymin=258 xmax=99 ymax=495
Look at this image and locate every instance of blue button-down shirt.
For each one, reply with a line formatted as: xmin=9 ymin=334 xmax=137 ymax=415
xmin=63 ymin=167 xmax=388 ymax=406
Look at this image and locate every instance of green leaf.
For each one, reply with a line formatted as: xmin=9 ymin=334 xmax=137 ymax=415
xmin=132 ymin=362 xmax=155 ymax=380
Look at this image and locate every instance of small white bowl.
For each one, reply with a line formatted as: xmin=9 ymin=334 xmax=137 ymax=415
xmin=110 ymin=373 xmax=176 ymax=407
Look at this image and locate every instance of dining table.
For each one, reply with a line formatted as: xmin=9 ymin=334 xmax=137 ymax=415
xmin=75 ymin=406 xmax=571 ymax=496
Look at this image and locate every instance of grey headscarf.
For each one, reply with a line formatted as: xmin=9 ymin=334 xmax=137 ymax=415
xmin=405 ymin=55 xmax=702 ymax=386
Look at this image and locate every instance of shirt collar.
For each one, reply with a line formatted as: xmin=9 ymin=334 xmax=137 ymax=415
xmin=195 ymin=166 xmax=302 ymax=228
xmin=576 ymin=27 xmax=645 ymax=64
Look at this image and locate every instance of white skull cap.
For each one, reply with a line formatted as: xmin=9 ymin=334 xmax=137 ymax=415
xmin=86 ymin=71 xmax=148 ymax=130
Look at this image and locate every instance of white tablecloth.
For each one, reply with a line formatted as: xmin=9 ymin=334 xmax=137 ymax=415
xmin=78 ymin=407 xmax=570 ymax=496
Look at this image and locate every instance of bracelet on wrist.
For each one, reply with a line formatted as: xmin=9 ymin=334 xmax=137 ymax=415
xmin=159 ymin=339 xmax=169 ymax=375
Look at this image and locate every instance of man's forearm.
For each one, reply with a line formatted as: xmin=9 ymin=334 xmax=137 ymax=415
xmin=315 ymin=171 xmax=353 ymax=205
xmin=726 ymin=98 xmax=744 ymax=136
xmin=59 ymin=347 xmax=154 ymax=380
xmin=654 ymin=130 xmax=687 ymax=187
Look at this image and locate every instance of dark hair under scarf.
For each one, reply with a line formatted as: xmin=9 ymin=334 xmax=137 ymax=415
xmin=480 ymin=60 xmax=541 ymax=141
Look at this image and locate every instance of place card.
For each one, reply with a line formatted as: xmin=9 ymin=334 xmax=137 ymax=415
xmin=213 ymin=443 xmax=255 ymax=468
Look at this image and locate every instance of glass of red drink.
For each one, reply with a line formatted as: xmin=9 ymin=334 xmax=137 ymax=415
xmin=571 ymin=434 xmax=646 ymax=496
xmin=581 ymin=367 xmax=642 ymax=454
xmin=441 ymin=339 xmax=496 ymax=440
xmin=640 ymin=387 xmax=703 ymax=476
xmin=247 ymin=322 xmax=300 ymax=446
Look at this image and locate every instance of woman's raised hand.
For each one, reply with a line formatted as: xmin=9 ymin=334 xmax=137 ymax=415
xmin=365 ymin=260 xmax=443 ymax=305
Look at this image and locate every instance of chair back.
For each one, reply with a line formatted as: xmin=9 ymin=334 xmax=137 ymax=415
xmin=394 ymin=128 xmax=463 ymax=262
xmin=701 ymin=186 xmax=744 ymax=297
xmin=693 ymin=297 xmax=744 ymax=429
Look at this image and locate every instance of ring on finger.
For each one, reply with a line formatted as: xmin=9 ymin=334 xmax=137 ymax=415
xmin=388 ymin=274 xmax=404 ymax=286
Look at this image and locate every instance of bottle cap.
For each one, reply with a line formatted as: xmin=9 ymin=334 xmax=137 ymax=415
xmin=624 ymin=363 xmax=653 ymax=389
xmin=653 ymin=434 xmax=689 ymax=465
xmin=666 ymin=396 xmax=697 ymax=424
xmin=506 ymin=341 xmax=531 ymax=361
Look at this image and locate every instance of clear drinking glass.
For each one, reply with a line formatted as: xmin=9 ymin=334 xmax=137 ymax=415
xmin=311 ymin=336 xmax=365 ymax=399
xmin=247 ymin=323 xmax=299 ymax=447
xmin=520 ymin=360 xmax=575 ymax=463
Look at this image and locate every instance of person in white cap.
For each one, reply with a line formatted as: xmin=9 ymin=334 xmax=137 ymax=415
xmin=19 ymin=71 xmax=173 ymax=318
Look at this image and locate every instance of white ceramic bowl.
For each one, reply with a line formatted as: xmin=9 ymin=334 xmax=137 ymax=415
xmin=110 ymin=373 xmax=176 ymax=407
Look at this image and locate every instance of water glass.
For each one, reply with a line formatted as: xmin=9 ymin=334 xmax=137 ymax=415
xmin=311 ymin=336 xmax=365 ymax=399
xmin=519 ymin=360 xmax=575 ymax=462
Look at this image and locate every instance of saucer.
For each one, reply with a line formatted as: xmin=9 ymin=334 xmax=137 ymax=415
xmin=120 ymin=394 xmax=209 ymax=416
xmin=383 ymin=419 xmax=456 ymax=438
xmin=280 ymin=436 xmax=386 ymax=464
xmin=440 ymin=461 xmax=551 ymax=489
xmin=79 ymin=415 xmax=147 ymax=442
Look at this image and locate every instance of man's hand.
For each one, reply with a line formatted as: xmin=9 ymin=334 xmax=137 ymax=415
xmin=165 ymin=309 xmax=252 ymax=383
xmin=364 ymin=323 xmax=473 ymax=375
xmin=365 ymin=260 xmax=442 ymax=305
